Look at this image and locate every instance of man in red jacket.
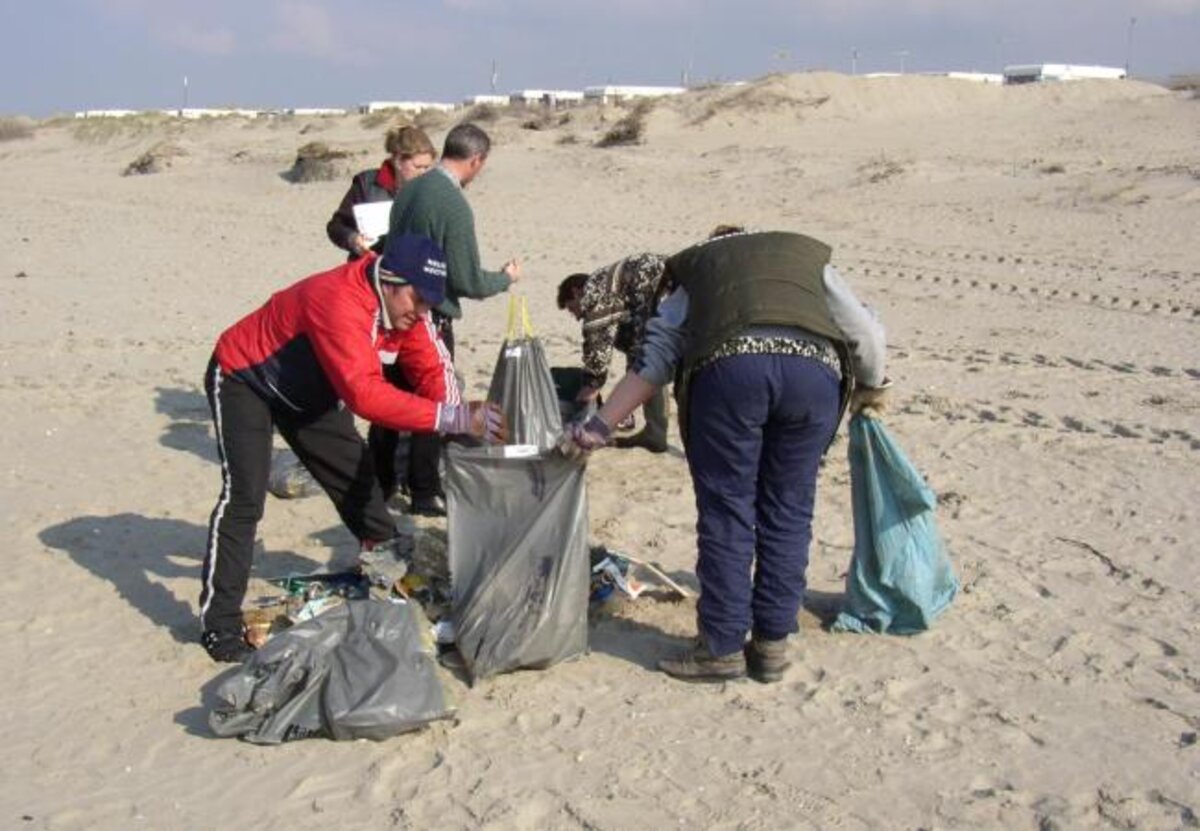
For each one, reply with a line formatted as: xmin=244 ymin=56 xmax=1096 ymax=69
xmin=201 ymin=233 xmax=504 ymax=662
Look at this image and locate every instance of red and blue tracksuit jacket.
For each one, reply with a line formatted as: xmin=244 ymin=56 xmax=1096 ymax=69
xmin=213 ymin=253 xmax=458 ymax=432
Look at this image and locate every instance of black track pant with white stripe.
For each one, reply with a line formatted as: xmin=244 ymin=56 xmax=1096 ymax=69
xmin=200 ymin=357 xmax=396 ymax=634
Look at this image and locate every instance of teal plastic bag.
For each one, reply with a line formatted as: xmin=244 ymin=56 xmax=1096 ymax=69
xmin=832 ymin=414 xmax=957 ymax=634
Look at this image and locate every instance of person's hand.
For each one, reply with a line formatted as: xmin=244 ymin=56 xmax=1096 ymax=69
xmin=557 ymin=414 xmax=612 ymax=460
xmin=352 ymin=234 xmax=374 ymax=256
xmin=439 ymin=401 xmax=508 ymax=443
xmin=503 ymin=258 xmax=522 ymax=284
xmin=850 ymin=379 xmax=892 ymax=419
xmin=469 ymin=401 xmax=508 ymax=444
xmin=575 ymin=384 xmax=600 ymax=404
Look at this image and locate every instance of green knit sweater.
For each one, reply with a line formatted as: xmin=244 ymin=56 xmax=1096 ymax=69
xmin=388 ymin=166 xmax=510 ymax=319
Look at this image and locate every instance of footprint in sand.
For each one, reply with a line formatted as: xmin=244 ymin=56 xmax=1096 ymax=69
xmin=1060 ymin=416 xmax=1094 ymax=433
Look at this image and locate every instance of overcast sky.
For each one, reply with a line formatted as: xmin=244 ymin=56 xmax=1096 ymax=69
xmin=2 ymin=0 xmax=1197 ymax=115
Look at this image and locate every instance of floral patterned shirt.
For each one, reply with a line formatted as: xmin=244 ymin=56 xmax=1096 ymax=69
xmin=577 ymin=253 xmax=668 ymax=386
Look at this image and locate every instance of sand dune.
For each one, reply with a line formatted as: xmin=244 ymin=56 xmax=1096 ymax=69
xmin=1 ymin=73 xmax=1197 ymax=829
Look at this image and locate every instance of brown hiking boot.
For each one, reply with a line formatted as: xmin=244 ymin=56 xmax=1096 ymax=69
xmin=658 ymin=638 xmax=746 ymax=682
xmin=745 ymin=636 xmax=791 ymax=683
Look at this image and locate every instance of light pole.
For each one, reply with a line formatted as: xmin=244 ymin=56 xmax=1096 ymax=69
xmin=894 ymin=49 xmax=910 ymax=74
xmin=851 ymin=47 xmax=859 ymax=76
xmin=1125 ymin=16 xmax=1137 ymax=77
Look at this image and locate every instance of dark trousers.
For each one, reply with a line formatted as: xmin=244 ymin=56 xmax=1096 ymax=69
xmin=368 ymin=313 xmax=454 ymax=500
xmin=685 ymin=353 xmax=840 ymax=656
xmin=201 ymin=358 xmax=395 ymax=633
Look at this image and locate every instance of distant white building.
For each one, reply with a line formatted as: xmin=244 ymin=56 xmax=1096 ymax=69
xmin=583 ymin=85 xmax=685 ymax=104
xmin=176 ymin=108 xmax=262 ymax=119
xmin=74 ymin=109 xmax=141 ymax=118
xmin=920 ymin=71 xmax=1004 ymax=85
xmin=76 ymin=108 xmax=264 ymax=119
xmin=287 ymin=107 xmax=348 ymax=117
xmin=360 ymin=101 xmax=457 ymax=114
xmin=1003 ymin=64 xmax=1126 ymax=85
xmin=508 ymin=89 xmax=585 ymax=107
xmin=463 ymin=94 xmax=509 ymax=107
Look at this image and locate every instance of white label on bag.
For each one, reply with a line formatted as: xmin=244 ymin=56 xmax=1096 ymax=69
xmin=502 ymin=445 xmax=540 ymax=458
xmin=504 ymin=346 xmax=523 ymax=358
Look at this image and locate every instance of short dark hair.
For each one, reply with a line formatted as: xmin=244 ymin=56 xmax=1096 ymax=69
xmin=557 ymin=273 xmax=589 ymax=309
xmin=443 ymin=122 xmax=491 ymax=161
xmin=708 ymin=224 xmax=745 ymax=239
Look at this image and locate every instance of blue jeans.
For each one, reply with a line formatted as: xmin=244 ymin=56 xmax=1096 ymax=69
xmin=685 ymin=353 xmax=840 ymax=656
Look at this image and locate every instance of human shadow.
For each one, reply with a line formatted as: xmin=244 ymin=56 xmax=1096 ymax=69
xmin=155 ymin=386 xmax=218 ymax=464
xmin=803 ymin=589 xmax=848 ymax=628
xmin=39 ymin=513 xmax=323 ymax=644
xmin=586 ymin=593 xmax=696 ymax=671
xmin=587 ymin=585 xmax=849 ymax=672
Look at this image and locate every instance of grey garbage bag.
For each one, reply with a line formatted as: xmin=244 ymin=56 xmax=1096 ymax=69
xmin=267 ymin=448 xmax=319 ymax=499
xmin=445 ymin=444 xmax=589 ymax=682
xmin=486 ymin=295 xmax=563 ymax=449
xmin=209 ymin=599 xmax=452 ymax=744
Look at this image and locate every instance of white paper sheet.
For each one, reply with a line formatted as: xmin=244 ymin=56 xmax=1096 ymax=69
xmin=351 ymin=201 xmax=392 ymax=241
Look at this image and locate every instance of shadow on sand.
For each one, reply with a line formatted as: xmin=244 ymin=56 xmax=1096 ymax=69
xmin=39 ymin=513 xmax=322 ymax=644
xmin=586 ymin=584 xmax=846 ymax=672
xmin=155 ymin=386 xmax=218 ymax=464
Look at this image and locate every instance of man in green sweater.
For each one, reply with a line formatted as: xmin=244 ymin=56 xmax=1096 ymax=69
xmin=386 ymin=122 xmax=521 ymax=515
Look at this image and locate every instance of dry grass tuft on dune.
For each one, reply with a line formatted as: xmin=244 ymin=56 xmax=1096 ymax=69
xmin=520 ymin=110 xmax=570 ymax=132
xmin=686 ymin=74 xmax=831 ymax=125
xmin=357 ymin=109 xmax=400 ymax=130
xmin=72 ymin=112 xmax=173 ymax=144
xmin=595 ymin=100 xmax=653 ymax=147
xmin=0 ymin=116 xmax=35 ymax=142
xmin=1166 ymin=72 xmax=1200 ymax=99
xmin=413 ymin=108 xmax=453 ymax=131
xmin=856 ymin=153 xmax=908 ymax=184
xmin=122 ymin=141 xmax=186 ymax=176
xmin=463 ymin=103 xmax=502 ymax=123
xmin=286 ymin=140 xmax=352 ymax=183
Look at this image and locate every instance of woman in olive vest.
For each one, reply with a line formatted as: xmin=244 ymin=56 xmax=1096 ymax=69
xmin=563 ymin=229 xmax=889 ymax=683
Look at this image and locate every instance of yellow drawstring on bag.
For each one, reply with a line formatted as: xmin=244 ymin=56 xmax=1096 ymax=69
xmin=505 ymin=294 xmax=535 ymax=341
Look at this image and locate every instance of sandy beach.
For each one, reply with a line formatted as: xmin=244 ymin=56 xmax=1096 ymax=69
xmin=1 ymin=73 xmax=1198 ymax=829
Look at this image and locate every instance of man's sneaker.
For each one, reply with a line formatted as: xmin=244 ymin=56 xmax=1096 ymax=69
xmin=201 ymin=628 xmax=254 ymax=664
xmin=658 ymin=638 xmax=746 ymax=682
xmin=745 ymin=636 xmax=791 ymax=683
xmin=410 ymin=494 xmax=447 ymax=518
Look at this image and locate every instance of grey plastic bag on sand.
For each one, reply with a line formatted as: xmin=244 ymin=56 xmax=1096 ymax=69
xmin=267 ymin=448 xmax=319 ymax=499
xmin=486 ymin=296 xmax=563 ymax=449
xmin=209 ymin=599 xmax=452 ymax=744
xmin=445 ymin=444 xmax=589 ymax=682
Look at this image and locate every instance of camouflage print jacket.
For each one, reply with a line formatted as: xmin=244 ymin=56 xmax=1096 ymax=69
xmin=578 ymin=253 xmax=668 ymax=387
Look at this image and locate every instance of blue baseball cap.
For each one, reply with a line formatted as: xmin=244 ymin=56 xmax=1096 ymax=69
xmin=379 ymin=233 xmax=448 ymax=307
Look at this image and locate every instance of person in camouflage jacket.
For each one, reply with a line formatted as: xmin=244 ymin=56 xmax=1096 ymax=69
xmin=557 ymin=252 xmax=670 ymax=452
